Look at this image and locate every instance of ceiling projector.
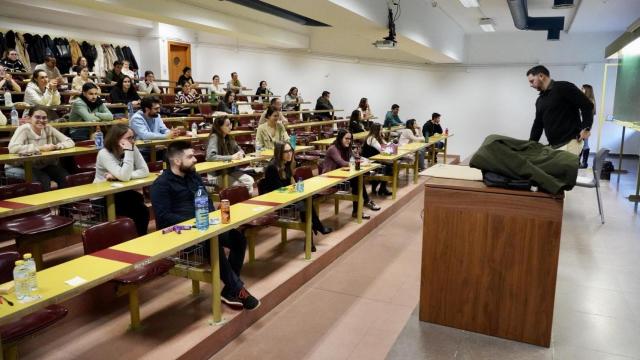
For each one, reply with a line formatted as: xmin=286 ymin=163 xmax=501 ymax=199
xmin=373 ymin=39 xmax=398 ymax=49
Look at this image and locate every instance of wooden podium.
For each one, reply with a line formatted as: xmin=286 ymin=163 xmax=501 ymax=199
xmin=420 ymin=177 xmax=564 ymax=347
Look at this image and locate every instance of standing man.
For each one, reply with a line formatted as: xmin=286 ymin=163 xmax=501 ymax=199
xmin=527 ymin=65 xmax=593 ymax=155
xmin=150 ymin=141 xmax=260 ymax=310
xmin=384 ymin=104 xmax=403 ymax=128
xmin=314 ymin=90 xmax=334 ymax=120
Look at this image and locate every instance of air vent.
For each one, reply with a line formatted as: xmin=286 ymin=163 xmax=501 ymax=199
xmin=552 ymin=0 xmax=575 ymax=9
xmin=225 ymin=0 xmax=330 ymax=27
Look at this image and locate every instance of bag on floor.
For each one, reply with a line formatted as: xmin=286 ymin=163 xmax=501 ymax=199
xmin=600 ymin=161 xmax=614 ymax=180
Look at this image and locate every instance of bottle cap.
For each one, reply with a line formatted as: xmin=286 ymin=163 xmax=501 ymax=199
xmin=15 ymin=260 xmax=24 ymax=266
xmin=23 ymin=253 xmax=32 ymax=259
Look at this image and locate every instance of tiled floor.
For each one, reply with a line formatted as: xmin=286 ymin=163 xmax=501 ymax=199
xmin=214 ymin=158 xmax=640 ymax=360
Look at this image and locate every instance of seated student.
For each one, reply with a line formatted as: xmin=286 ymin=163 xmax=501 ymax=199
xmin=357 ymin=97 xmax=374 ymax=130
xmin=138 ymin=71 xmax=161 ymax=95
xmin=398 ymin=119 xmax=426 ymax=171
xmin=322 ymin=129 xmax=380 ymax=218
xmin=150 ymin=141 xmax=259 ymax=310
xmin=25 ymin=69 xmax=61 ymax=121
xmin=208 ymin=74 xmax=226 ymax=108
xmin=258 ymin=98 xmax=288 ymax=125
xmin=70 ymin=66 xmax=95 ymax=102
xmin=177 ymin=66 xmax=194 ymax=87
xmin=226 ymin=72 xmax=244 ymax=93
xmin=6 ymin=108 xmax=74 ymax=190
xmin=0 ymin=49 xmax=27 ymax=73
xmin=0 ymin=66 xmax=21 ymax=93
xmin=70 ymin=57 xmax=89 ymax=75
xmin=94 ymin=124 xmax=149 ymax=235
xmin=121 ymin=60 xmax=136 ymax=80
xmin=256 ymin=106 xmax=290 ymax=150
xmin=105 ymin=60 xmax=125 ymax=85
xmin=384 ymin=104 xmax=403 ymax=128
xmin=174 ymin=81 xmax=202 ymax=114
xmin=206 ymin=116 xmax=255 ymax=193
xmin=68 ymin=82 xmax=114 ymax=140
xmin=34 ymin=56 xmax=65 ymax=85
xmin=255 ymin=80 xmax=272 ymax=101
xmin=422 ymin=112 xmax=444 ymax=144
xmin=130 ymin=96 xmax=179 ymax=140
xmin=348 ymin=109 xmax=366 ymax=134
xmin=109 ymin=75 xmax=140 ymax=109
xmin=314 ymin=90 xmax=334 ymax=120
xmin=283 ymin=86 xmax=302 ymax=112
xmin=362 ymin=123 xmax=392 ymax=196
xmin=217 ymin=90 xmax=235 ymax=114
xmin=261 ymin=141 xmax=332 ymax=251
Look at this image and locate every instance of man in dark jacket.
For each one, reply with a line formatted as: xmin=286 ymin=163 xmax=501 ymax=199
xmin=422 ymin=112 xmax=443 ymax=140
xmin=314 ymin=90 xmax=334 ymax=120
xmin=527 ymin=65 xmax=593 ymax=155
xmin=150 ymin=141 xmax=260 ymax=310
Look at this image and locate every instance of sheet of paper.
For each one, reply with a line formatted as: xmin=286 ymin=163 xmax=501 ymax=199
xmin=65 ymin=276 xmax=88 ymax=287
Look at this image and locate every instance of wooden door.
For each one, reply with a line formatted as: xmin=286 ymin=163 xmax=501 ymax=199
xmin=168 ymin=41 xmax=191 ymax=93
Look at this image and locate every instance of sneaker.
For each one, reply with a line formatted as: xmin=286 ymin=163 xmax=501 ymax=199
xmin=352 ymin=212 xmax=371 ymax=219
xmin=365 ymin=200 xmax=381 ymax=211
xmin=221 ymin=287 xmax=243 ymax=308
xmin=238 ymin=287 xmax=260 ymax=310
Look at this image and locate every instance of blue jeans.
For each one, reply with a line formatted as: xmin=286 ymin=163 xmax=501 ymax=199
xmin=5 ymin=164 xmax=68 ymax=191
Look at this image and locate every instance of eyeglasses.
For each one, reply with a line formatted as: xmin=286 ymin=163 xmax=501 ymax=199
xmin=32 ymin=115 xmax=48 ymax=121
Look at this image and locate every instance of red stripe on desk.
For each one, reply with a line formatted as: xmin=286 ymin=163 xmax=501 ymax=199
xmin=90 ymin=248 xmax=149 ymax=265
xmin=243 ymin=199 xmax=282 ymax=207
xmin=0 ymin=200 xmax=30 ymax=209
xmin=322 ymin=175 xmax=349 ymax=179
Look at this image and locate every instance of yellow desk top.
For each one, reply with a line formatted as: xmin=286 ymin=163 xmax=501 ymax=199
xmin=285 ymin=118 xmax=348 ymax=130
xmin=310 ymin=126 xmax=405 ymax=147
xmin=369 ymin=135 xmax=451 ymax=162
xmin=0 ymin=163 xmax=379 ymax=325
xmin=0 ymin=146 xmax=97 ymax=164
xmin=0 ymin=117 xmax=202 ymax=133
xmin=613 ymin=120 xmax=640 ymax=132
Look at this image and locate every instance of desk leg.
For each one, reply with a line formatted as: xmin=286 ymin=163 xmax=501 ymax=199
xmin=24 ymin=162 xmax=33 ymax=183
xmin=106 ymin=194 xmax=116 ymax=221
xmin=357 ymin=174 xmax=363 ymax=224
xmin=443 ymin=138 xmax=448 ymax=164
xmin=304 ymin=197 xmax=312 ymax=260
xmin=210 ymin=235 xmax=222 ymax=324
xmin=615 ymin=127 xmax=628 ymax=174
xmin=413 ymin=153 xmax=419 ymax=184
xmin=222 ymin=172 xmax=230 ymax=189
xmin=150 ymin=148 xmax=157 ymax=163
xmin=392 ymin=161 xmax=399 ymax=200
xmin=629 ymin=163 xmax=640 ymax=203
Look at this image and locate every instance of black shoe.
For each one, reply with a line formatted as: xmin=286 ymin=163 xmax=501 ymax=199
xmin=317 ymin=226 xmax=333 ymax=235
xmin=365 ymin=200 xmax=381 ymax=211
xmin=311 ymin=242 xmax=317 ymax=252
xmin=378 ymin=188 xmax=392 ymax=196
xmin=352 ymin=212 xmax=371 ymax=219
xmin=221 ymin=287 xmax=242 ymax=308
xmin=222 ymin=287 xmax=260 ymax=310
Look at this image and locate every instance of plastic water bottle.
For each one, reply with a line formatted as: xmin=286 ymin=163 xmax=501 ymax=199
xmin=4 ymin=91 xmax=12 ymax=107
xmin=127 ymin=102 xmax=135 ymax=120
xmin=194 ymin=186 xmax=210 ymax=231
xmin=23 ymin=253 xmax=38 ymax=292
xmin=231 ymin=102 xmax=237 ymax=115
xmin=191 ymin=121 xmax=198 ymax=138
xmin=10 ymin=106 xmax=19 ymax=126
xmin=296 ymin=177 xmax=304 ymax=192
xmin=349 ymin=156 xmax=356 ymax=171
xmin=13 ymin=260 xmax=29 ymax=301
xmin=94 ymin=126 xmax=104 ymax=149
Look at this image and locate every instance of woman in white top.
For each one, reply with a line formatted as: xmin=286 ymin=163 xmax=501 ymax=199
xmin=24 ymin=69 xmax=60 ymax=107
xmin=398 ymin=119 xmax=426 ymax=171
xmin=70 ymin=66 xmax=95 ymax=102
xmin=357 ymin=97 xmax=373 ymax=130
xmin=283 ymin=86 xmax=302 ymax=111
xmin=94 ymin=124 xmax=150 ymax=235
xmin=362 ymin=123 xmax=392 ymax=196
xmin=208 ymin=74 xmax=226 ymax=107
xmin=6 ymin=108 xmax=74 ymax=190
xmin=121 ymin=60 xmax=136 ymax=80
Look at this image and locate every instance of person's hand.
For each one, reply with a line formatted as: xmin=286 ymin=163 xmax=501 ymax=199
xmin=105 ymin=172 xmax=116 ymax=181
xmin=39 ymin=144 xmax=56 ymax=152
xmin=132 ymin=100 xmax=140 ymax=107
xmin=119 ymin=139 xmax=133 ymax=151
xmin=4 ymin=74 xmax=11 ymax=81
xmin=48 ymin=79 xmax=57 ymax=91
xmin=579 ymin=129 xmax=591 ymax=141
xmin=170 ymin=128 xmax=181 ymax=138
xmin=232 ymin=151 xmax=244 ymax=160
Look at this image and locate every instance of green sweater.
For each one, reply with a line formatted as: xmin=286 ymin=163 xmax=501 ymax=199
xmin=469 ymin=134 xmax=578 ymax=194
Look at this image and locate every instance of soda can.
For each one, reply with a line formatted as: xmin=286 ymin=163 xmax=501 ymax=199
xmin=221 ymin=199 xmax=231 ymax=224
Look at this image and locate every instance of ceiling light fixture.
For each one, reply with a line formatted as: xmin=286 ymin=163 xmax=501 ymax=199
xmin=479 ymin=18 xmax=496 ymax=32
xmin=458 ymin=0 xmax=479 ymax=8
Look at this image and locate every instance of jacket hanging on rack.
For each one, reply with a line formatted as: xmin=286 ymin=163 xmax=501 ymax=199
xmin=5 ymin=30 xmax=16 ymax=50
xmin=15 ymin=33 xmax=31 ymax=72
xmin=69 ymin=39 xmax=83 ymax=68
xmin=81 ymin=41 xmax=97 ymax=71
xmin=121 ymin=46 xmax=139 ymax=70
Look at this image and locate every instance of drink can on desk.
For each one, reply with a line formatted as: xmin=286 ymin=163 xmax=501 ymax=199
xmin=355 ymin=156 xmax=361 ymax=171
xmin=221 ymin=199 xmax=230 ymax=224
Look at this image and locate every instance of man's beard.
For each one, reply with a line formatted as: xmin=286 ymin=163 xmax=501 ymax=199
xmin=179 ymin=163 xmax=196 ymax=173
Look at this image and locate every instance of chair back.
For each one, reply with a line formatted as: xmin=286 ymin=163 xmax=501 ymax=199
xmin=294 ymin=166 xmax=314 ymax=181
xmin=81 ymin=218 xmax=138 ymax=254
xmin=592 ymin=148 xmax=610 ymax=185
xmin=0 ymin=251 xmax=21 ymax=284
xmin=219 ymin=185 xmax=250 ymax=205
xmin=74 ymin=140 xmax=95 ymax=147
xmin=64 ymin=171 xmax=96 ymax=187
xmin=147 ymin=161 xmax=164 ymax=172
xmin=0 ymin=182 xmax=42 ymax=200
xmin=0 ymin=147 xmax=8 ymax=154
xmin=198 ymin=103 xmax=213 ymax=115
xmin=256 ymin=178 xmax=268 ymax=195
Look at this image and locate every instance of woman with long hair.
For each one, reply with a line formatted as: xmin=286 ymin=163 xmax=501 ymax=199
xmin=217 ymin=90 xmax=235 ymax=114
xmin=68 ymin=82 xmax=113 ymax=140
xmin=322 ymin=129 xmax=381 ymax=219
xmin=349 ymin=109 xmax=365 ymax=134
xmin=206 ymin=116 xmax=254 ymax=193
xmin=580 ymin=84 xmax=596 ymax=168
xmin=357 ymin=97 xmax=373 ymax=129
xmin=256 ymin=105 xmax=290 ymax=150
xmin=94 ymin=124 xmax=150 ymax=235
xmin=109 ymin=75 xmax=140 ymax=106
xmin=174 ymin=81 xmax=202 ymax=114
xmin=255 ymin=80 xmax=272 ymax=101
xmin=283 ymin=86 xmax=302 ymax=111
xmin=398 ymin=118 xmax=426 ymax=171
xmin=177 ymin=66 xmax=194 ymax=87
xmin=260 ymin=141 xmax=332 ymax=251
xmin=362 ymin=123 xmax=392 ymax=196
